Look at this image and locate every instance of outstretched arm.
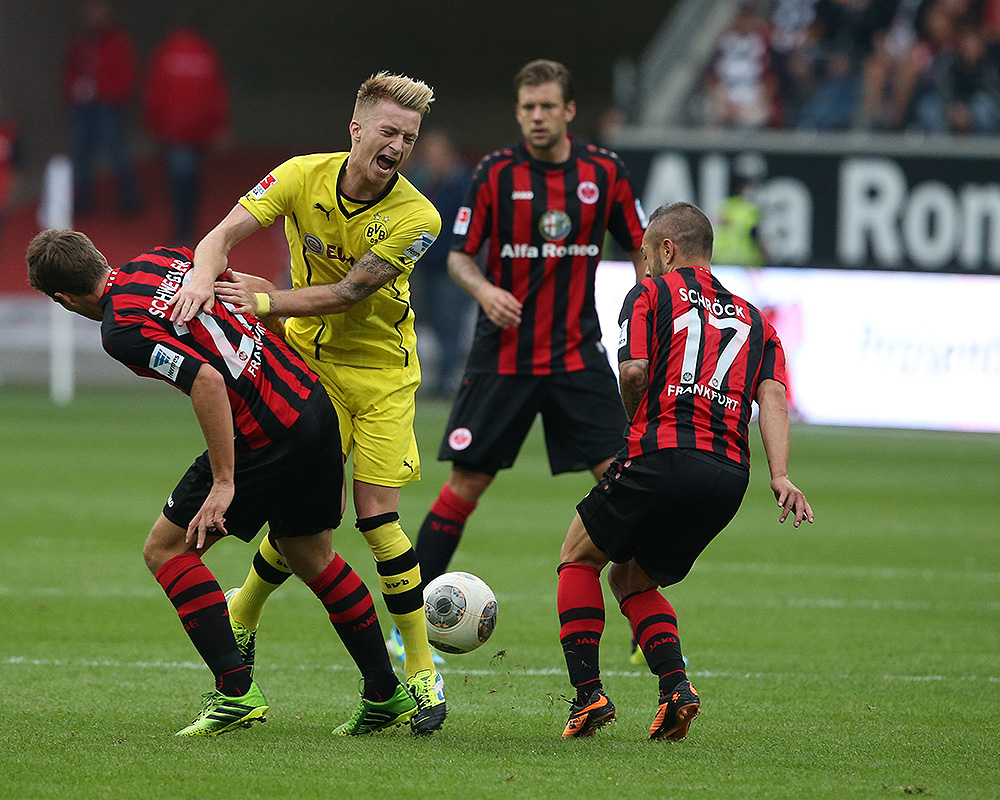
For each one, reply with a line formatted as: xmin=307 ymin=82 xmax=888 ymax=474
xmin=756 ymin=378 xmax=813 ymax=527
xmin=216 ymin=250 xmax=401 ymax=318
xmin=171 ymin=204 xmax=262 ymax=323
xmin=448 ymin=250 xmax=522 ymax=329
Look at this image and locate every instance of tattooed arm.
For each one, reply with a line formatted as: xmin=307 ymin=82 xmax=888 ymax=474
xmin=222 ymin=250 xmax=403 ymax=318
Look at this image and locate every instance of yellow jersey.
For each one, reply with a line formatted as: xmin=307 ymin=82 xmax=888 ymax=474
xmin=238 ymin=152 xmax=441 ymax=368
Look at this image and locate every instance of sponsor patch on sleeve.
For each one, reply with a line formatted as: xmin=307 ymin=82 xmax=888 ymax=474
xmin=453 ymin=206 xmax=472 ymax=236
xmin=402 ymin=231 xmax=437 ymax=262
xmin=249 ymin=173 xmax=277 ymax=200
xmin=149 ymin=343 xmax=185 ymax=381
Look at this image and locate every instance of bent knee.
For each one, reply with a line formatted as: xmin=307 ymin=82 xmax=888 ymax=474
xmin=608 ymin=561 xmax=657 ymax=603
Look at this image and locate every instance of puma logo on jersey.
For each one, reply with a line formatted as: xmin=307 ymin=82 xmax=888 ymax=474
xmin=314 ymin=203 xmax=333 ymax=220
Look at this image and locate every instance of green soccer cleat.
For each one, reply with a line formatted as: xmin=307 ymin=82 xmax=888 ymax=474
xmin=224 ymin=588 xmax=256 ymax=676
xmin=334 ymin=683 xmax=417 ymax=735
xmin=407 ymin=668 xmax=447 ymax=734
xmin=175 ymin=681 xmax=268 ymax=737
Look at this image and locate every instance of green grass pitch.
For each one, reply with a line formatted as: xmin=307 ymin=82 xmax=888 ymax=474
xmin=1 ymin=385 xmax=997 ymax=799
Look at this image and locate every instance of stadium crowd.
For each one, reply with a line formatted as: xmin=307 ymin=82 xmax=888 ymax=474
xmin=696 ymin=0 xmax=1000 ymax=134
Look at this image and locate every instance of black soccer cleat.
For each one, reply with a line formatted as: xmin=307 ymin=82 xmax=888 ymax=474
xmin=562 ymin=688 xmax=616 ymax=738
xmin=649 ymin=679 xmax=700 ymax=741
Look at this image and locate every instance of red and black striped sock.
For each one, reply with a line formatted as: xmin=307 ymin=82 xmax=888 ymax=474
xmin=557 ymin=562 xmax=605 ymax=699
xmin=415 ymin=484 xmax=477 ymax=583
xmin=155 ymin=552 xmax=251 ymax=696
xmin=620 ymin=589 xmax=686 ymax=695
xmin=305 ymin=554 xmax=397 ymax=701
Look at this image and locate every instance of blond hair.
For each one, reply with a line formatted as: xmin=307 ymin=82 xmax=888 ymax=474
xmin=355 ymin=71 xmax=434 ymax=117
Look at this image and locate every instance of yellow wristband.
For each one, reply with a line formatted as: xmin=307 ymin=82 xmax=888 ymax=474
xmin=254 ymin=292 xmax=271 ymax=316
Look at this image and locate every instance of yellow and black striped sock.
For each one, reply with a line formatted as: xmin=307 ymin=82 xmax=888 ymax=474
xmin=358 ymin=512 xmax=435 ymax=677
xmin=228 ymin=531 xmax=293 ymax=631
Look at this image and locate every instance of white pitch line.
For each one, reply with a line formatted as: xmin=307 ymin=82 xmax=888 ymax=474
xmin=694 ymin=561 xmax=1000 ymax=584
xmin=3 ymin=585 xmax=996 ymax=615
xmin=4 ymin=656 xmax=997 ymax=684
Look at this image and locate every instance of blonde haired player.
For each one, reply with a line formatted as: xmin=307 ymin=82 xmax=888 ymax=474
xmin=170 ymin=72 xmax=445 ymax=734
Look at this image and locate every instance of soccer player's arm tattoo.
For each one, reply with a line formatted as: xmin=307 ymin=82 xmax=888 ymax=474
xmin=336 ymin=251 xmax=402 ymax=304
xmin=264 ymin=251 xmax=402 ymax=317
xmin=619 ymin=358 xmax=649 ymax=421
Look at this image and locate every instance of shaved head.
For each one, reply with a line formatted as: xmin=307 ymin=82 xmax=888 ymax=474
xmin=645 ymin=202 xmax=714 ymax=261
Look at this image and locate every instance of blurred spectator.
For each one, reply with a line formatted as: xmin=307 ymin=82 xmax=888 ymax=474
xmin=915 ymin=23 xmax=1000 ymax=132
xmin=702 ymin=4 xmax=780 ymax=128
xmin=713 ymin=176 xmax=767 ymax=266
xmin=405 ymin=129 xmax=473 ymax=397
xmin=677 ymin=0 xmax=1000 ymax=134
xmin=896 ymin=1 xmax=960 ymax=129
xmin=62 ymin=0 xmax=142 ymax=215
xmin=777 ymin=34 xmax=825 ymax=126
xmin=797 ymin=46 xmax=863 ymax=129
xmin=857 ymin=0 xmax=928 ymax=130
xmin=144 ymin=14 xmax=230 ymax=246
xmin=0 ymin=90 xmax=23 ymax=256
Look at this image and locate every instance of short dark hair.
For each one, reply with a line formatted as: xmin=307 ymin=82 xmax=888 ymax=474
xmin=647 ymin=202 xmax=714 ymax=260
xmin=26 ymin=229 xmax=107 ymax=297
xmin=513 ymin=59 xmax=574 ymax=103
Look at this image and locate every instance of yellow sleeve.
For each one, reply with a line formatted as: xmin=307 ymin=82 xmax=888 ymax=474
xmin=371 ymin=203 xmax=442 ymax=275
xmin=236 ymin=158 xmax=303 ymax=228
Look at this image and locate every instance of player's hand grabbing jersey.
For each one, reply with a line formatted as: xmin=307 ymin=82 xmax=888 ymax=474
xmin=454 ymin=141 xmax=646 ymax=376
xmin=99 ymin=246 xmax=318 ymax=450
xmin=238 ymin=153 xmax=441 ymax=368
xmin=618 ymin=266 xmax=786 ymax=468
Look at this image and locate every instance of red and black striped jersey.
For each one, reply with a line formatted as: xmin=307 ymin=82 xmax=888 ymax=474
xmin=617 ymin=266 xmax=786 ymax=469
xmin=98 ymin=246 xmax=319 ymax=450
xmin=454 ymin=139 xmax=646 ymax=375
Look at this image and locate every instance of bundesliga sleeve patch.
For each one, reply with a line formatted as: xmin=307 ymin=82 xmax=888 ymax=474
xmin=453 ymin=206 xmax=472 ymax=236
xmin=403 ymin=231 xmax=437 ymax=261
xmin=249 ymin=173 xmax=277 ymax=200
xmin=149 ymin=343 xmax=185 ymax=381
xmin=618 ymin=320 xmax=629 ymax=350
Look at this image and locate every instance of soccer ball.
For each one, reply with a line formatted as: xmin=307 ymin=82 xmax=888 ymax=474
xmin=423 ymin=571 xmax=497 ymax=654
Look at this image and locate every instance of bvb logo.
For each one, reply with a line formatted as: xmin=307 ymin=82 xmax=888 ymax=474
xmin=364 ymin=220 xmax=388 ymax=245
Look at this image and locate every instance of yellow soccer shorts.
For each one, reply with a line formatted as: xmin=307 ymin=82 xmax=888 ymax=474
xmin=301 ymin=351 xmax=421 ymax=488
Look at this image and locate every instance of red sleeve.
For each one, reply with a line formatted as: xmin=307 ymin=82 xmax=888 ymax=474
xmin=454 ymin=157 xmax=492 ymax=256
xmin=103 ymin=311 xmax=208 ymax=393
xmin=758 ymin=317 xmax=787 ymax=388
xmin=618 ymin=280 xmax=654 ymax=363
xmin=605 ymin=154 xmax=646 ymax=252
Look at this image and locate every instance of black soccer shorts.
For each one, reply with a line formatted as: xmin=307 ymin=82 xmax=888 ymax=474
xmin=437 ymin=365 xmax=628 ymax=475
xmin=163 ymin=383 xmax=344 ymax=542
xmin=577 ymin=448 xmax=750 ymax=586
